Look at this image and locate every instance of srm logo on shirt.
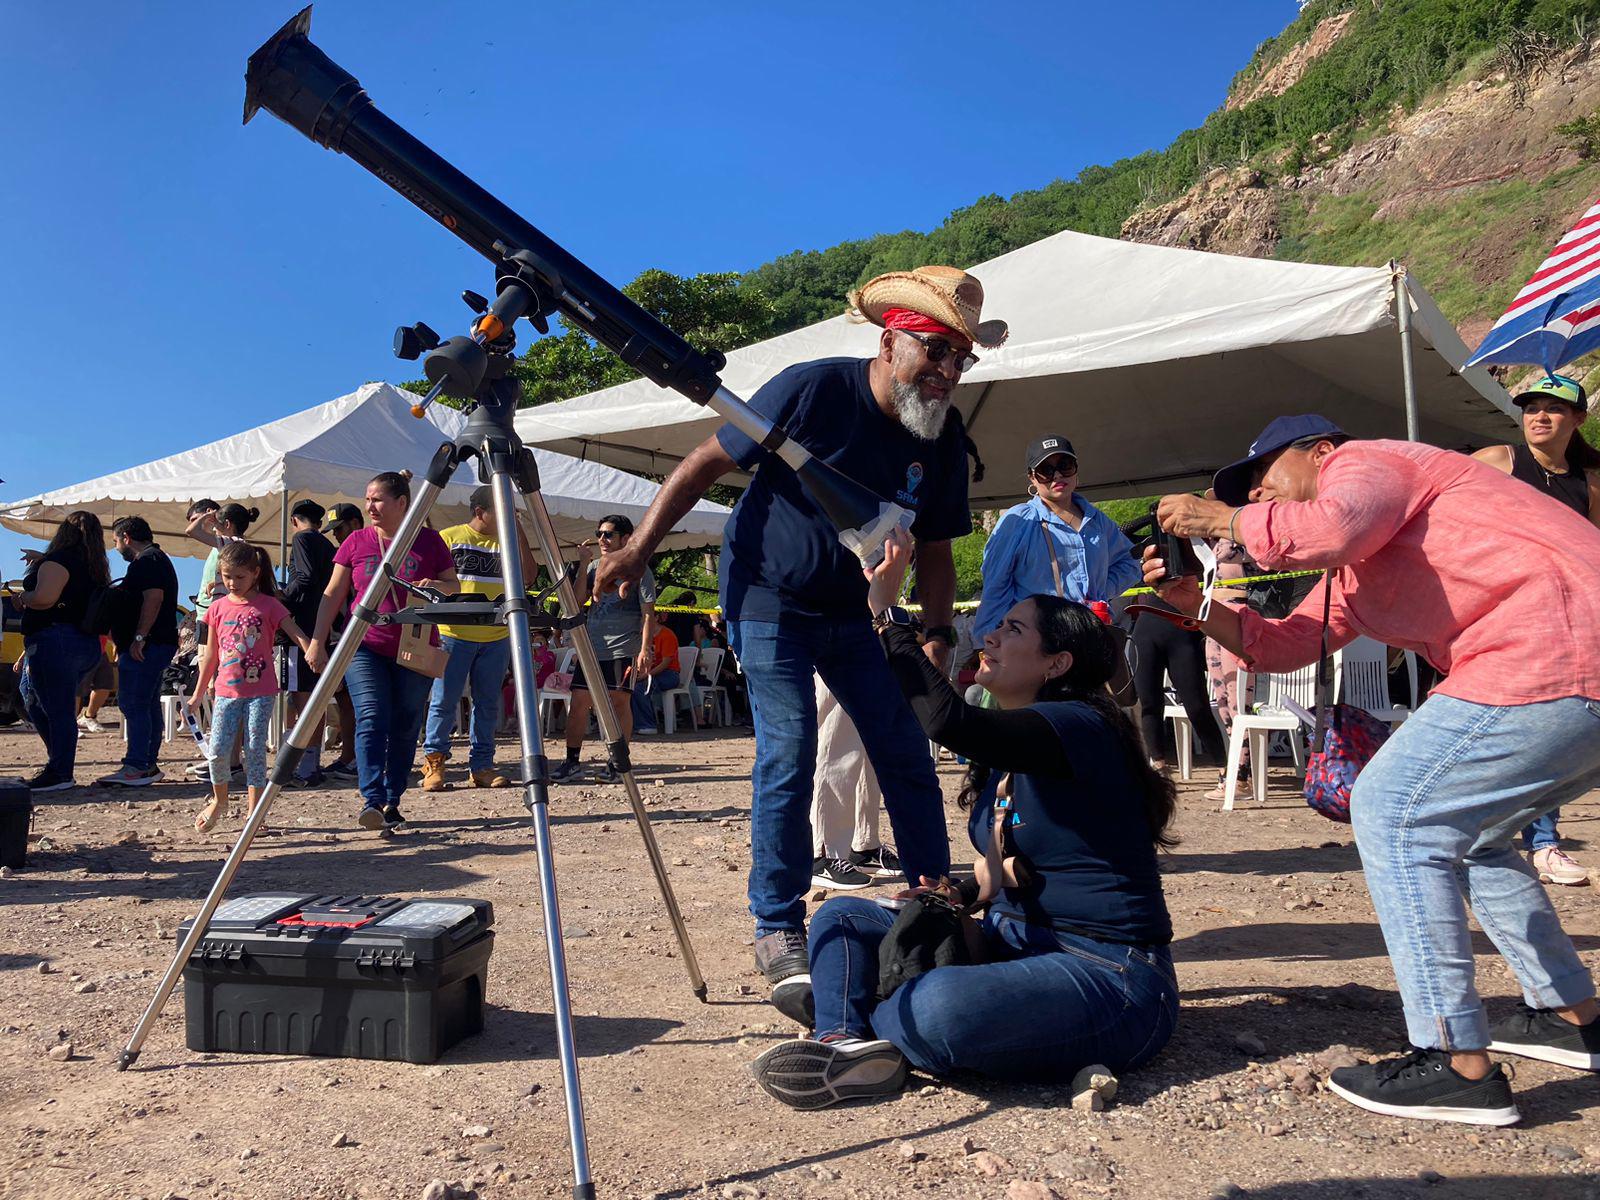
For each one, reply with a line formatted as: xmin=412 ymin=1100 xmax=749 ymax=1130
xmin=896 ymin=462 xmax=924 ymax=507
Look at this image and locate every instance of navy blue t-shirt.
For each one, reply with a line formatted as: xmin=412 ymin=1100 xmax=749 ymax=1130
xmin=716 ymin=358 xmax=971 ymax=621
xmin=969 ymin=701 xmax=1172 ymax=947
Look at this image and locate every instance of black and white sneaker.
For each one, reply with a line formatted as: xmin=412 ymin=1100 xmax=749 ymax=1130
xmin=24 ymin=770 xmax=74 ymax=794
xmin=594 ymin=763 xmax=621 ymax=785
xmin=549 ymin=759 xmax=585 ymax=784
xmin=750 ymin=1036 xmax=909 ymax=1109
xmin=325 ymin=760 xmax=358 ymax=781
xmin=382 ymin=805 xmax=407 ymax=832
xmin=847 ymin=846 xmax=902 ymax=879
xmin=755 ymin=928 xmax=813 ymax=1025
xmin=287 ymin=770 xmax=326 ymax=790
xmin=1327 ymin=1047 xmax=1520 ymax=1126
xmin=812 ymin=857 xmax=873 ymax=891
xmin=1489 ymin=1003 xmax=1600 ymax=1070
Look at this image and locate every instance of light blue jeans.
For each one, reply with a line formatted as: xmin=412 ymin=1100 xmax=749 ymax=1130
xmin=209 ymin=695 xmax=272 ymax=789
xmin=1351 ymin=694 xmax=1600 ymax=1051
xmin=1522 ymin=810 xmax=1562 ymax=852
xmin=423 ymin=636 xmax=511 ymax=772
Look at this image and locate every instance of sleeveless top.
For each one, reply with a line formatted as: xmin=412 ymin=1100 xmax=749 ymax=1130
xmin=1510 ymin=445 xmax=1589 ymax=517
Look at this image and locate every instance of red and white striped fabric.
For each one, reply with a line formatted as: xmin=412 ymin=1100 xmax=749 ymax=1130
xmin=1466 ymin=198 xmax=1600 ymax=370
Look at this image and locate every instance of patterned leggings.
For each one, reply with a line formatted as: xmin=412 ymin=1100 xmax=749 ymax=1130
xmin=1205 ymin=639 xmax=1252 ymax=773
xmin=210 ymin=694 xmax=272 ymax=788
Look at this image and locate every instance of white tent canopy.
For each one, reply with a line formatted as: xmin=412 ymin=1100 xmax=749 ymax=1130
xmin=514 ymin=229 xmax=1518 ymax=505
xmin=0 ymin=382 xmax=729 ymax=562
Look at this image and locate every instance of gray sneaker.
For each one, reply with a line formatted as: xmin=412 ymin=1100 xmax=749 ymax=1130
xmin=549 ymin=759 xmax=585 ymax=784
xmin=750 ymin=1036 xmax=908 ymax=1110
xmin=755 ymin=927 xmax=811 ymax=1024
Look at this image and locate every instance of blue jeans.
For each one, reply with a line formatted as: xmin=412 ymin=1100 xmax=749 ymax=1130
xmin=1522 ymin=810 xmax=1562 ymax=852
xmin=19 ymin=625 xmax=103 ymax=778
xmin=811 ymin=897 xmax=1179 ymax=1081
xmin=423 ymin=636 xmax=511 ymax=772
xmin=209 ymin=695 xmax=272 ymax=789
xmin=729 ymin=615 xmax=950 ymax=934
xmin=117 ymin=641 xmax=176 ymax=772
xmin=631 ymin=668 xmax=679 ymax=730
xmin=345 ymin=646 xmax=434 ymax=810
xmin=1351 ymin=694 xmax=1600 ymax=1051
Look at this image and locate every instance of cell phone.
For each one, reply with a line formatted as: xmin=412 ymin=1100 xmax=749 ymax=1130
xmin=873 ymin=897 xmax=910 ymax=911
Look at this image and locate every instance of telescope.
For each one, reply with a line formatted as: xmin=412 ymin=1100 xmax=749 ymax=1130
xmin=243 ymin=5 xmax=911 ymax=565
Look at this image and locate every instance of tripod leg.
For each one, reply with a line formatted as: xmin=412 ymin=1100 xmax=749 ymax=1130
xmin=484 ymin=466 xmax=593 ymax=1196
xmin=519 ymin=489 xmax=708 ymax=1003
xmin=115 ymin=458 xmax=456 ymax=1070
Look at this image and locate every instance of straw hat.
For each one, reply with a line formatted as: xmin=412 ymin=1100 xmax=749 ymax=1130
xmin=848 ymin=265 xmax=1009 ymax=348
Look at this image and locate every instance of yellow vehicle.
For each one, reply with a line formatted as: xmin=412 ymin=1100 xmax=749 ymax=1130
xmin=0 ymin=588 xmax=22 ymax=724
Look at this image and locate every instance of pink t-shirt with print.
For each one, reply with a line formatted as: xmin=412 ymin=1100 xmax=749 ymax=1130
xmin=333 ymin=526 xmax=454 ymax=658
xmin=204 ymin=593 xmax=291 ymax=699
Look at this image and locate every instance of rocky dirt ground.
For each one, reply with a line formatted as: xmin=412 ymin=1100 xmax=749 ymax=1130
xmin=3 ymin=715 xmax=1600 ymax=1200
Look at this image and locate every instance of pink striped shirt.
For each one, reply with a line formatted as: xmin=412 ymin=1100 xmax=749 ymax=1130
xmin=1232 ymin=439 xmax=1600 ymax=706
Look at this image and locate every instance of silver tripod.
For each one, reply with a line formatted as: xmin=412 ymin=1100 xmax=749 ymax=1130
xmin=116 ymin=396 xmax=706 ymax=1200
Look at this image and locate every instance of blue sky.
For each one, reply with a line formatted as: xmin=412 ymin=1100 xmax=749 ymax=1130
xmin=0 ymin=1 xmax=1294 ymax=594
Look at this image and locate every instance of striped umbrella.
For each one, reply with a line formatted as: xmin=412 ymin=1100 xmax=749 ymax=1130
xmin=1467 ymin=198 xmax=1600 ymax=371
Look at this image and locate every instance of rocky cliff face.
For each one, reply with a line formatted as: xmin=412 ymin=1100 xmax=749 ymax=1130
xmin=1225 ymin=9 xmax=1356 ymax=111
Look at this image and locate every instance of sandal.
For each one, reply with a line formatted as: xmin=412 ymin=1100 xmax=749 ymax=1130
xmin=194 ymin=799 xmax=223 ymax=834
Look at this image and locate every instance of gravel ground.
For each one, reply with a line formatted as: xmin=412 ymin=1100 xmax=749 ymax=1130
xmin=2 ymin=714 xmax=1599 ymax=1200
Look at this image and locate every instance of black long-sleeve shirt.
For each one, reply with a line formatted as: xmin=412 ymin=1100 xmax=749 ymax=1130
xmin=878 ymin=623 xmax=1172 ymax=946
xmin=281 ymin=530 xmax=335 ymax=631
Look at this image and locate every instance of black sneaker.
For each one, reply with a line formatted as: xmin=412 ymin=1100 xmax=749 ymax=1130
xmin=750 ymin=1036 xmax=908 ymax=1110
xmin=847 ymin=846 xmax=902 ymax=879
xmin=356 ymin=805 xmax=386 ymax=831
xmin=1489 ymin=1002 xmax=1600 ymax=1070
xmin=1327 ymin=1047 xmax=1520 ymax=1126
xmin=549 ymin=759 xmax=585 ymax=784
xmin=325 ymin=760 xmax=358 ymax=780
xmin=287 ymin=770 xmax=326 ymax=790
xmin=812 ymin=857 xmax=873 ymax=891
xmin=24 ymin=770 xmax=74 ymax=794
xmin=755 ymin=928 xmax=811 ymax=1024
xmin=382 ymin=805 xmax=406 ymax=831
xmin=594 ymin=763 xmax=621 ymax=784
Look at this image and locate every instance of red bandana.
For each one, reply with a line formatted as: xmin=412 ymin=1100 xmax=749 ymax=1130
xmin=882 ymin=307 xmax=963 ymax=341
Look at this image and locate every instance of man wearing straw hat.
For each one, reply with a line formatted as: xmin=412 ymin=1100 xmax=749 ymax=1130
xmin=596 ymin=266 xmax=1007 ymax=1017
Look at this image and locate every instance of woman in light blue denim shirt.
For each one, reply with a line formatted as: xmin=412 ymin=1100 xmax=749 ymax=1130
xmin=972 ymin=436 xmax=1141 ymax=641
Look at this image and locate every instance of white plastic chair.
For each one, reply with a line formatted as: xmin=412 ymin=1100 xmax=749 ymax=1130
xmin=657 ymin=646 xmax=700 ymax=735
xmin=1161 ymin=672 xmax=1215 ymax=783
xmin=696 ymin=647 xmax=731 ymax=726
xmin=1222 ymin=663 xmax=1319 ymax=811
xmin=1335 ymin=636 xmax=1415 ymax=728
xmin=539 ymin=648 xmax=577 ymax=735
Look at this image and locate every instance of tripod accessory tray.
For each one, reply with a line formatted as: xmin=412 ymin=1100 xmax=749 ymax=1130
xmin=179 ymin=893 xmax=494 ymax=1064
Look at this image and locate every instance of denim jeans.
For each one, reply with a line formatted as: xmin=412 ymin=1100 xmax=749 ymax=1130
xmin=422 ymin=636 xmax=511 ymax=772
xmin=117 ymin=641 xmax=176 ymax=772
xmin=19 ymin=625 xmax=103 ymax=778
xmin=1522 ymin=810 xmax=1562 ymax=852
xmin=810 ymin=897 xmax=1179 ymax=1081
xmin=729 ymin=615 xmax=950 ymax=934
xmin=345 ymin=646 xmax=434 ymax=810
xmin=1351 ymin=693 xmax=1600 ymax=1051
xmin=631 ymin=668 xmax=679 ymax=730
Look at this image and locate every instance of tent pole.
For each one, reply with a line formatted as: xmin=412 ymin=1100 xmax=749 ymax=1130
xmin=1392 ymin=262 xmax=1420 ymax=442
xmin=278 ymin=491 xmax=290 ymax=585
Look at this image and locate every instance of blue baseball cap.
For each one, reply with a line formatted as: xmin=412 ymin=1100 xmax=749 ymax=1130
xmin=1212 ymin=414 xmax=1347 ymax=506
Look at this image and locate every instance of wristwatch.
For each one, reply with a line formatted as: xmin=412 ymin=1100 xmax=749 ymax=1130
xmin=871 ymin=606 xmax=921 ymax=635
xmin=133 ymin=634 xmax=148 ymax=644
xmin=923 ymin=623 xmax=957 ymax=647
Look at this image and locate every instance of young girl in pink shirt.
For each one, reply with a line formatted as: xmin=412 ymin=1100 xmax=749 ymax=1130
xmin=187 ymin=542 xmax=315 ymax=833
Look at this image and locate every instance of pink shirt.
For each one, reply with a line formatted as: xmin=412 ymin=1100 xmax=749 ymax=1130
xmin=204 ymin=593 xmax=291 ymax=699
xmin=1233 ymin=439 xmax=1600 ymax=706
xmin=333 ymin=526 xmax=453 ymax=658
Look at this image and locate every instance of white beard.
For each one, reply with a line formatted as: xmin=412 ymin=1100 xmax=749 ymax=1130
xmin=891 ymin=378 xmax=950 ymax=441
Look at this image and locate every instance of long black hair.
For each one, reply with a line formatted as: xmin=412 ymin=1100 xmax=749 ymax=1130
xmin=44 ymin=510 xmax=111 ymax=588
xmin=958 ymin=594 xmax=1178 ymax=850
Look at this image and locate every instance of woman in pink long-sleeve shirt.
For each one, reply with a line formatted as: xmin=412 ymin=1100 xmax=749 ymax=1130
xmin=1146 ymin=414 xmax=1600 ymax=1130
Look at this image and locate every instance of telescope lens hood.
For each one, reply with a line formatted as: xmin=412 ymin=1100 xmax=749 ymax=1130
xmin=244 ymin=6 xmax=369 ymax=151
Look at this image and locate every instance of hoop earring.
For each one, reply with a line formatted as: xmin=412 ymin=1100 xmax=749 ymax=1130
xmin=1027 ymin=483 xmax=1039 ymax=497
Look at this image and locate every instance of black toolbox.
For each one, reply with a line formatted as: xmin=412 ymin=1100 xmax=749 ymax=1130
xmin=180 ymin=893 xmax=494 ymax=1063
xmin=0 ymin=778 xmax=31 ymax=869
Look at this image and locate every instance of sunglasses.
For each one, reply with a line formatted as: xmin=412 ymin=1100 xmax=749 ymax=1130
xmin=899 ymin=329 xmax=979 ymax=374
xmin=1031 ymin=457 xmax=1078 ymax=480
xmin=595 ymin=528 xmax=621 ymax=539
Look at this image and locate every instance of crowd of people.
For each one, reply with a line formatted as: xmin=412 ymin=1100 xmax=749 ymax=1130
xmin=8 ymin=262 xmax=1600 ymax=1130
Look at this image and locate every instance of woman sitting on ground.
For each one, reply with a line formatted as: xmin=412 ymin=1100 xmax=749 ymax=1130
xmin=751 ymin=528 xmax=1179 ymax=1109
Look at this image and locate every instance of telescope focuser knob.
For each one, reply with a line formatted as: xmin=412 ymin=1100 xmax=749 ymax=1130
xmin=462 ymin=290 xmax=489 ymax=314
xmin=393 ymin=322 xmax=441 ymax=361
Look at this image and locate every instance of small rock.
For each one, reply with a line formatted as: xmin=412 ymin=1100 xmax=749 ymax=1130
xmin=0 ymin=866 xmax=12 ymax=879
xmin=462 ymin=1125 xmax=491 ymax=1138
xmin=1070 ymin=1063 xmax=1118 ymax=1109
xmin=810 ymin=889 xmax=828 ymax=901
xmin=1314 ymin=1045 xmax=1360 ymax=1073
xmin=1233 ymin=1031 xmax=1267 ymax=1057
xmin=1071 ymin=1090 xmax=1104 ymax=1113
xmin=897 ymin=1142 xmax=923 ymax=1162
xmin=959 ymin=1137 xmax=979 ymax=1155
xmin=1006 ymin=1183 xmax=1061 ymax=1200
xmin=420 ymin=1182 xmax=453 ymax=1200
xmin=46 ymin=1042 xmax=73 ymax=1062
xmin=330 ymin=1132 xmax=353 ymax=1148
xmin=969 ymin=1151 xmax=1012 ymax=1177
xmin=809 ymin=1164 xmax=839 ymax=1182
xmin=1211 ymin=1183 xmax=1247 ymax=1199
xmin=36 ymin=962 xmax=55 ymax=975
xmin=1265 ymin=1123 xmax=1287 ymax=1137
xmin=720 ymin=1185 xmax=762 ymax=1200
xmin=1289 ymin=1068 xmax=1317 ymax=1096
xmin=74 ymin=981 xmax=98 ymax=994
xmin=1418 ymin=1168 xmax=1444 ymax=1184
xmin=239 ymin=1148 xmax=257 ymax=1161
xmin=1546 ymin=1144 xmax=1581 ymax=1162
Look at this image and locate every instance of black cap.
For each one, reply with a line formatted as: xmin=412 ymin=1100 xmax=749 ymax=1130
xmin=329 ymin=502 xmax=364 ymax=527
xmin=1026 ymin=436 xmax=1077 ymax=471
xmin=1212 ymin=414 xmax=1347 ymax=506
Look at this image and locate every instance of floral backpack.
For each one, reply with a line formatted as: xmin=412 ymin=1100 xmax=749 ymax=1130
xmin=1302 ymin=573 xmax=1392 ymax=823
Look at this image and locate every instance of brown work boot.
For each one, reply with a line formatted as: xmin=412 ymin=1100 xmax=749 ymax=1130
xmin=421 ymin=752 xmax=450 ymax=792
xmin=470 ymin=767 xmax=510 ymax=788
